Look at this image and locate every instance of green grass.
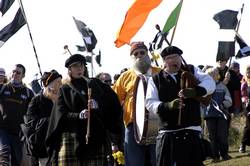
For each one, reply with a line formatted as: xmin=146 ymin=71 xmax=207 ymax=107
xmin=203 ymin=115 xmax=250 ymax=166
xmin=204 ymin=148 xmax=250 ymax=166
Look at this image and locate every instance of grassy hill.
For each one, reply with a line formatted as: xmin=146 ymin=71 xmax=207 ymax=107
xmin=203 ymin=115 xmax=250 ymax=165
xmin=204 ymin=148 xmax=250 ymax=166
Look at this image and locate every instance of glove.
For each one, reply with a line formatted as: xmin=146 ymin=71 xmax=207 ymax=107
xmin=165 ymin=98 xmax=181 ymax=110
xmin=88 ymin=99 xmax=99 ymax=109
xmin=79 ymin=109 xmax=88 ymax=119
xmin=179 ymin=88 xmax=196 ymax=98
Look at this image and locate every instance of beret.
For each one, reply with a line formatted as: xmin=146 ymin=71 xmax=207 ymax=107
xmin=65 ymin=54 xmax=87 ymax=68
xmin=161 ymin=46 xmax=183 ymax=58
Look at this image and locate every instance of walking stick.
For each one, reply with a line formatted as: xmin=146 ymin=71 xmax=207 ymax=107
xmin=86 ymin=88 xmax=92 ymax=144
xmin=178 ymin=71 xmax=186 ymax=125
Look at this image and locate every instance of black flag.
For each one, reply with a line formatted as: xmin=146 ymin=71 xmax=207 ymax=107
xmin=73 ymin=17 xmax=97 ymax=52
xmin=0 ymin=8 xmax=26 ymax=47
xmin=76 ymin=45 xmax=86 ymax=52
xmin=95 ymin=50 xmax=101 ymax=67
xmin=235 ymin=33 xmax=250 ymax=59
xmin=213 ymin=10 xmax=238 ymax=29
xmin=216 ymin=41 xmax=235 ymax=61
xmin=0 ymin=0 xmax=14 ymax=16
xmin=149 ymin=32 xmax=166 ymax=52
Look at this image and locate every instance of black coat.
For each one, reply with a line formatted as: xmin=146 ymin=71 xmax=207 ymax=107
xmin=21 ymin=92 xmax=54 ymax=158
xmin=46 ymin=78 xmax=123 ymax=162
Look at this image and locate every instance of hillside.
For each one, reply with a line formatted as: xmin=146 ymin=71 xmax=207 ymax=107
xmin=204 ymin=115 xmax=250 ymax=165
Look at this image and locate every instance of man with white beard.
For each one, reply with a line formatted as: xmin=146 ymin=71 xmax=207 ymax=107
xmin=113 ymin=42 xmax=161 ymax=166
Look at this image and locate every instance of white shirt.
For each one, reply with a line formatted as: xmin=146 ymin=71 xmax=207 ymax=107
xmin=145 ymin=66 xmax=216 ymax=115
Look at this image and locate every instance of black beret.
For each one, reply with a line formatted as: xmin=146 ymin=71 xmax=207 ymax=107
xmin=65 ymin=54 xmax=87 ymax=68
xmin=41 ymin=70 xmax=62 ymax=87
xmin=161 ymin=46 xmax=183 ymax=58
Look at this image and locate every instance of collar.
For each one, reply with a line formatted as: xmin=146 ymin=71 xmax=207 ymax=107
xmin=134 ymin=67 xmax=152 ymax=76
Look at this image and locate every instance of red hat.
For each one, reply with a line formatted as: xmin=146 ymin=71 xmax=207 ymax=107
xmin=130 ymin=41 xmax=148 ymax=55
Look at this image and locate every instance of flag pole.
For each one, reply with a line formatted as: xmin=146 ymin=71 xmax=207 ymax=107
xmin=235 ymin=3 xmax=244 ymax=35
xmin=90 ymin=51 xmax=96 ymax=77
xmin=169 ymin=0 xmax=183 ymax=46
xmin=228 ymin=3 xmax=244 ymax=68
xmin=18 ymin=0 xmax=43 ymax=77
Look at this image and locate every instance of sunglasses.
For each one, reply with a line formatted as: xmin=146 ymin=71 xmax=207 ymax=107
xmin=104 ymin=79 xmax=112 ymax=83
xmin=133 ymin=51 xmax=146 ymax=57
xmin=12 ymin=70 xmax=22 ymax=75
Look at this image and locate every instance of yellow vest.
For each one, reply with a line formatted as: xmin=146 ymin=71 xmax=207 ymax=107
xmin=112 ymin=67 xmax=161 ymax=126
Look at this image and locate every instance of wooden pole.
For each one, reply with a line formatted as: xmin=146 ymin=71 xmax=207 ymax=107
xmin=18 ymin=0 xmax=43 ymax=77
xmin=170 ymin=0 xmax=184 ymax=46
xmin=86 ymin=88 xmax=92 ymax=144
xmin=228 ymin=3 xmax=244 ymax=68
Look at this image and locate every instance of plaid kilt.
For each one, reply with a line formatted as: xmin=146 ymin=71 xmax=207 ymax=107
xmin=56 ymin=132 xmax=108 ymax=166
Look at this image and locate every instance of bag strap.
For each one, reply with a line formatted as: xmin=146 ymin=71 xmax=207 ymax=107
xmin=67 ymin=83 xmax=87 ymax=102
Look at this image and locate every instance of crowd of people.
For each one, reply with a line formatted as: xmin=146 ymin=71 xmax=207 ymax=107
xmin=0 ymin=42 xmax=250 ymax=166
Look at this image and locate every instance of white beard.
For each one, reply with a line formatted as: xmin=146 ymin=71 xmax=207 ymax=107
xmin=132 ymin=55 xmax=151 ymax=74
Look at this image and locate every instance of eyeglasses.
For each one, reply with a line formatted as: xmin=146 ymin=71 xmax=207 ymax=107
xmin=133 ymin=51 xmax=146 ymax=57
xmin=103 ymin=79 xmax=112 ymax=83
xmin=12 ymin=70 xmax=21 ymax=75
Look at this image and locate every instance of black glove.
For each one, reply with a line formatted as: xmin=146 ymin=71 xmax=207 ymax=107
xmin=165 ymin=98 xmax=181 ymax=110
xmin=182 ymin=88 xmax=196 ymax=98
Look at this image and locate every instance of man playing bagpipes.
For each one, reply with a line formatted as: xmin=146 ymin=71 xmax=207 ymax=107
xmin=145 ymin=46 xmax=216 ymax=166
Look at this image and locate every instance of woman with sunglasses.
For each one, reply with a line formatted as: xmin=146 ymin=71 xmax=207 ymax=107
xmin=21 ymin=70 xmax=62 ymax=166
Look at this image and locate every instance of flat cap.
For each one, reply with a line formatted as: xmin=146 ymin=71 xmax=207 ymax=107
xmin=65 ymin=54 xmax=87 ymax=68
xmin=161 ymin=46 xmax=183 ymax=58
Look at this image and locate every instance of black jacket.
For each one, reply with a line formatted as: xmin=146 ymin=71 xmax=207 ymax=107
xmin=46 ymin=78 xmax=123 ymax=162
xmin=21 ymin=92 xmax=54 ymax=158
xmin=0 ymin=83 xmax=34 ymax=135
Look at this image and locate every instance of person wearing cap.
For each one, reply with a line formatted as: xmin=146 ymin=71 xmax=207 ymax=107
xmin=21 ymin=70 xmax=62 ymax=166
xmin=112 ymin=41 xmax=161 ymax=166
xmin=145 ymin=46 xmax=216 ymax=166
xmin=216 ymin=58 xmax=242 ymax=116
xmin=46 ymin=54 xmax=123 ymax=166
xmin=0 ymin=64 xmax=34 ymax=166
xmin=203 ymin=67 xmax=232 ymax=162
xmin=230 ymin=61 xmax=243 ymax=81
xmin=96 ymin=72 xmax=113 ymax=86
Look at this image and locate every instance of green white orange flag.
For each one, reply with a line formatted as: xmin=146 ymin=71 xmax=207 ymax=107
xmin=114 ymin=0 xmax=162 ymax=48
xmin=162 ymin=0 xmax=183 ymax=33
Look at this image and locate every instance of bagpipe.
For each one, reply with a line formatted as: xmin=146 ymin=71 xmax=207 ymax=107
xmin=149 ymin=25 xmax=212 ymax=125
xmin=149 ymin=24 xmax=212 ymax=107
xmin=180 ymin=63 xmax=212 ymax=107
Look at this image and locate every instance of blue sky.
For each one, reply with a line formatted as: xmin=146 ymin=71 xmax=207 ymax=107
xmin=0 ymin=0 xmax=249 ymax=84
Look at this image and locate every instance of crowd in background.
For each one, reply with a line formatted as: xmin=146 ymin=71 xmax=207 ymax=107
xmin=0 ymin=43 xmax=250 ymax=166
